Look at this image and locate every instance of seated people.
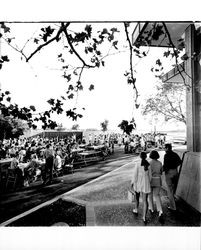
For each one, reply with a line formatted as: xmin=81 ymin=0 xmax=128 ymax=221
xmin=19 ymin=147 xmax=26 ymax=162
xmin=9 ymin=153 xmax=24 ymax=188
xmin=54 ymin=149 xmax=62 ymax=171
xmin=24 ymin=153 xmax=40 ymax=185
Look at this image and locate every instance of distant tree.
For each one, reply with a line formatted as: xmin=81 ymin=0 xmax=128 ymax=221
xmin=100 ymin=119 xmax=109 ymax=132
xmin=0 ymin=115 xmax=28 ymax=140
xmin=118 ymin=119 xmax=136 ymax=135
xmin=71 ymin=124 xmax=80 ymax=130
xmin=56 ymin=123 xmax=65 ymax=131
xmin=142 ymin=82 xmax=186 ymax=124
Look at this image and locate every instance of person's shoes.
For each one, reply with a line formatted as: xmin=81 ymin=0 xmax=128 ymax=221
xmin=132 ymin=209 xmax=138 ymax=215
xmin=158 ymin=211 xmax=164 ymax=224
xmin=142 ymin=218 xmax=147 ymax=225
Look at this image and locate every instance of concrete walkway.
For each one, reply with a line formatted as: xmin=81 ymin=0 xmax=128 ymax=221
xmin=61 ymin=156 xmax=200 ymax=226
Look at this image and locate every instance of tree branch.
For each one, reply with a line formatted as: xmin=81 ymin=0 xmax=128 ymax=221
xmin=2 ymin=37 xmax=28 ymax=60
xmin=61 ymin=23 xmax=96 ymax=69
xmin=124 ymin=22 xmax=139 ymax=102
xmin=26 ymin=22 xmax=70 ymax=62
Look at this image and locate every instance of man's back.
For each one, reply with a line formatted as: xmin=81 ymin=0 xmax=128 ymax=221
xmin=163 ymin=150 xmax=181 ymax=172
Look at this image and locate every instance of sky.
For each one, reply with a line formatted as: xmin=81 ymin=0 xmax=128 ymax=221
xmin=0 ymin=22 xmax=186 ymax=132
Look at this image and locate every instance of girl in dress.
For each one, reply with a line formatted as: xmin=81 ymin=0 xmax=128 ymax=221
xmin=148 ymin=150 xmax=163 ymax=220
xmin=131 ymin=151 xmax=151 ymax=224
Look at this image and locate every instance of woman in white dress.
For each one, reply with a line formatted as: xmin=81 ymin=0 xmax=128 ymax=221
xmin=131 ymin=151 xmax=151 ymax=224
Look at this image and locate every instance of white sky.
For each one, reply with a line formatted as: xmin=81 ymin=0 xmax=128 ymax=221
xmin=0 ymin=22 xmax=186 ymax=132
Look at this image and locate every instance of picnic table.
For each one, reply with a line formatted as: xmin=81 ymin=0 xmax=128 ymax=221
xmin=76 ymin=150 xmax=104 ymax=167
xmin=86 ymin=145 xmax=105 ymax=151
xmin=71 ymin=148 xmax=84 ymax=154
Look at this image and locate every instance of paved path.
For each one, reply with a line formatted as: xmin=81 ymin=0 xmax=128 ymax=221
xmin=61 ymin=158 xmax=200 ymax=226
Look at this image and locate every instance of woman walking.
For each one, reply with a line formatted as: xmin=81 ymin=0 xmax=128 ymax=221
xmin=148 ymin=150 xmax=163 ymax=220
xmin=131 ymin=151 xmax=151 ymax=224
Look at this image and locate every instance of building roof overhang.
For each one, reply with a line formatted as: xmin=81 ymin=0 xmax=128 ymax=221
xmin=161 ymin=62 xmax=185 ymax=83
xmin=132 ymin=22 xmax=193 ymax=48
xmin=132 ymin=22 xmax=192 ymax=83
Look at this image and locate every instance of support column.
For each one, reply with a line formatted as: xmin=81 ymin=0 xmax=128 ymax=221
xmin=185 ymin=24 xmax=201 ymax=152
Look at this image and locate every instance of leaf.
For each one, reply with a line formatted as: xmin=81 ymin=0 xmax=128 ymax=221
xmin=1 ymin=23 xmax=10 ymax=33
xmin=63 ymin=74 xmax=71 ymax=82
xmin=6 ymin=97 xmax=11 ymax=102
xmin=5 ymin=91 xmax=10 ymax=95
xmin=47 ymin=98 xmax=55 ymax=105
xmin=156 ymin=59 xmax=162 ymax=66
xmin=108 ymin=34 xmax=114 ymax=42
xmin=89 ymin=84 xmax=94 ymax=91
xmin=142 ymin=51 xmax=147 ymax=57
xmin=163 ymin=51 xmax=170 ymax=58
xmin=88 ymin=47 xmax=93 ymax=53
xmin=113 ymin=40 xmax=118 ymax=49
xmin=34 ymin=38 xmax=39 ymax=44
xmin=61 ymin=96 xmax=66 ymax=100
xmin=96 ymin=50 xmax=101 ymax=56
xmin=85 ymin=25 xmax=92 ymax=37
xmin=68 ymin=93 xmax=74 ymax=99
xmin=152 ymin=25 xmax=164 ymax=40
xmin=29 ymin=105 xmax=36 ymax=111
xmin=1 ymin=55 xmax=9 ymax=62
xmin=77 ymin=84 xmax=83 ymax=91
xmin=181 ymin=53 xmax=189 ymax=61
xmin=32 ymin=124 xmax=37 ymax=129
xmin=68 ymin=84 xmax=74 ymax=91
xmin=102 ymin=28 xmax=108 ymax=34
xmin=110 ymin=28 xmax=118 ymax=33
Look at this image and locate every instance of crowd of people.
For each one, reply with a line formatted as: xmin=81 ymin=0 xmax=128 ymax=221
xmin=118 ymin=132 xmax=167 ymax=154
xmin=130 ymin=143 xmax=182 ymax=224
xmin=0 ymin=131 xmax=168 ymax=193
xmin=0 ymin=131 xmax=182 ymax=226
xmin=0 ymin=133 xmax=117 ymax=188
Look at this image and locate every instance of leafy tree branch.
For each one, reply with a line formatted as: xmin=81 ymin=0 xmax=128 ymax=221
xmin=124 ymin=22 xmax=139 ymax=104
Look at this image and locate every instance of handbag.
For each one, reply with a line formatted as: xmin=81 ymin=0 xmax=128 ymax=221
xmin=150 ymin=176 xmax=161 ymax=187
xmin=128 ymin=188 xmax=136 ymax=203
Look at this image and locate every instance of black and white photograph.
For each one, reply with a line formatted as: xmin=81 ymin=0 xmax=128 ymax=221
xmin=0 ymin=1 xmax=200 ymax=249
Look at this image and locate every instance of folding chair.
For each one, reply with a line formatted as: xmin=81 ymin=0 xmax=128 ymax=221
xmin=6 ymin=169 xmax=18 ymax=191
xmin=63 ymin=159 xmax=74 ymax=174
